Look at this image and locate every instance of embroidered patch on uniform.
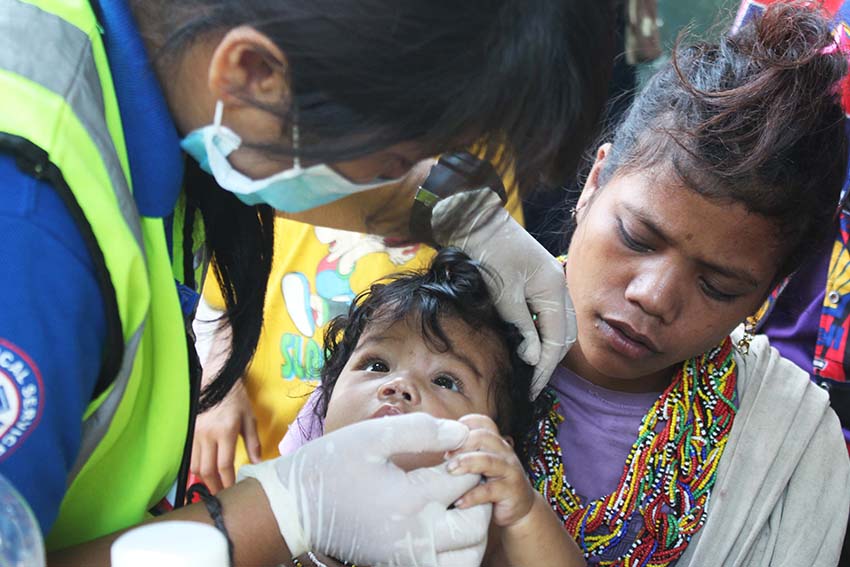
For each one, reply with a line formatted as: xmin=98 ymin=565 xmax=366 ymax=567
xmin=0 ymin=339 xmax=44 ymax=461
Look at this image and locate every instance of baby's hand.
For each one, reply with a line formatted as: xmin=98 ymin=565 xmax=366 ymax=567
xmin=446 ymin=414 xmax=536 ymax=528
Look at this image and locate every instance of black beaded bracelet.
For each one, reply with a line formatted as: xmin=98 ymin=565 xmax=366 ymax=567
xmin=186 ymin=482 xmax=234 ymax=565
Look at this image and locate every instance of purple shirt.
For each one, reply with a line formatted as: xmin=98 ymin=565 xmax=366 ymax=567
xmin=548 ymin=365 xmax=660 ymax=503
xmin=278 ymin=387 xmax=322 ymax=456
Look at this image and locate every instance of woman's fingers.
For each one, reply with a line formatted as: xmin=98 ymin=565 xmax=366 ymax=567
xmin=242 ymin=413 xmax=263 ymax=464
xmin=191 ymin=385 xmax=258 ymax=492
xmin=190 ymin=436 xmax=202 ymax=480
xmin=216 ymin=436 xmax=238 ymax=490
xmin=191 ymin=434 xmax=225 ymax=494
xmin=200 ymin=439 xmax=224 ymax=494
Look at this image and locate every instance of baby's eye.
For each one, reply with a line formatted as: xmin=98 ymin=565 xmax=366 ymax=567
xmin=364 ymin=360 xmax=389 ymax=373
xmin=433 ymin=374 xmax=462 ymax=393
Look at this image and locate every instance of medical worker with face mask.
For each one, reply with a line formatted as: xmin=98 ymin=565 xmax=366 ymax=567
xmin=0 ymin=0 xmax=614 ymax=564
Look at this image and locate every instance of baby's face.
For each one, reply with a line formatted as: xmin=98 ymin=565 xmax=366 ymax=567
xmin=324 ymin=315 xmax=504 ymax=438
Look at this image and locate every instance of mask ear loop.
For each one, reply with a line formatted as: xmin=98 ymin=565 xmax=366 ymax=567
xmin=291 ymin=121 xmax=301 ymax=171
xmin=213 ymin=100 xmax=224 ymax=127
xmin=211 ymin=100 xmax=228 ymax=149
xmin=213 ymin=98 xmax=304 ymax=170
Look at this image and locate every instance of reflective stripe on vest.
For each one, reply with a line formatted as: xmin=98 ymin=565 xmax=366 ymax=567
xmin=0 ymin=0 xmax=145 ymax=487
xmin=0 ymin=0 xmax=189 ymax=548
xmin=0 ymin=1 xmax=144 ymax=250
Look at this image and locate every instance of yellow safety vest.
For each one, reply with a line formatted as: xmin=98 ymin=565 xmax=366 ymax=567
xmin=0 ymin=0 xmax=193 ymax=549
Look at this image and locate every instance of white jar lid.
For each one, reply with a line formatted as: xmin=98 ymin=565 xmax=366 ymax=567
xmin=111 ymin=521 xmax=228 ymax=567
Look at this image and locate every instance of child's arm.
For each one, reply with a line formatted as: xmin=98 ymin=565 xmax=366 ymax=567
xmin=494 ymin=493 xmax=582 ymax=567
xmin=446 ymin=414 xmax=583 ymax=567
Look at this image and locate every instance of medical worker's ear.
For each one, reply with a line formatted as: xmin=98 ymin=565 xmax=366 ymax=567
xmin=207 ymin=26 xmax=291 ymax=115
xmin=576 ymin=143 xmax=611 ymax=220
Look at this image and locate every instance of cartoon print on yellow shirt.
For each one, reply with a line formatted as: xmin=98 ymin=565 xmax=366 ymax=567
xmin=282 ymin=227 xmax=420 ymax=338
xmin=278 ymin=226 xmax=421 ymax=381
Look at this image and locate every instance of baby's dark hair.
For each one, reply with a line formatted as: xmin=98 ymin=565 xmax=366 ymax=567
xmin=314 ymin=248 xmax=535 ymax=454
xmin=599 ymin=3 xmax=848 ymax=283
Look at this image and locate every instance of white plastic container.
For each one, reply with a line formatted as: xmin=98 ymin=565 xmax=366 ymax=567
xmin=0 ymin=473 xmax=45 ymax=567
xmin=111 ymin=521 xmax=229 ymax=567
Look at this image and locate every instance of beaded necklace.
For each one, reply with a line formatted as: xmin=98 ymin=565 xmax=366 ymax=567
xmin=525 ymin=338 xmax=738 ymax=566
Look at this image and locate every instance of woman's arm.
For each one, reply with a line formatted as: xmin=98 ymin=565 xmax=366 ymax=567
xmin=48 ymin=479 xmax=289 ymax=567
xmin=51 ymin=414 xmax=489 ymax=567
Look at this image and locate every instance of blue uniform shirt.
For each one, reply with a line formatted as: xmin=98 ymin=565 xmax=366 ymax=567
xmin=0 ymin=0 xmax=183 ymax=534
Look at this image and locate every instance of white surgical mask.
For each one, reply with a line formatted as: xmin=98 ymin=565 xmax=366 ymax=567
xmin=180 ymin=101 xmax=402 ymax=213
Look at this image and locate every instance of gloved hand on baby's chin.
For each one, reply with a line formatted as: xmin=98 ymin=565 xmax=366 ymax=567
xmin=239 ymin=412 xmax=493 ymax=567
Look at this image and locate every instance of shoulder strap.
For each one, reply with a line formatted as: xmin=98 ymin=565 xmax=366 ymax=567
xmin=0 ymin=133 xmax=124 ymax=400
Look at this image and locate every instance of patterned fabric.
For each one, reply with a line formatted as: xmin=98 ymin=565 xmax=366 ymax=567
xmin=813 ymin=211 xmax=850 ymax=381
xmin=749 ymin=276 xmax=789 ymax=328
xmin=524 ymin=339 xmax=738 ymax=566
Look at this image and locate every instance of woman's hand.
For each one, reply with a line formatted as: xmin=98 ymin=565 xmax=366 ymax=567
xmin=190 ymin=381 xmax=262 ymax=493
xmin=191 ymin=296 xmax=261 ymax=493
xmin=445 ymin=414 xmax=536 ymax=528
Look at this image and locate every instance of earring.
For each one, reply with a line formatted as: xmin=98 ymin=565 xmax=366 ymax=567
xmin=570 ymin=206 xmax=578 ymax=219
xmin=736 ymin=316 xmax=756 ymax=355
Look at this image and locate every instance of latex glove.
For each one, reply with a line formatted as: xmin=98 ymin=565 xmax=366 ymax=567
xmin=238 ymin=413 xmax=492 ymax=567
xmin=432 ymin=190 xmax=576 ymax=396
xmin=190 ymin=381 xmax=261 ymax=493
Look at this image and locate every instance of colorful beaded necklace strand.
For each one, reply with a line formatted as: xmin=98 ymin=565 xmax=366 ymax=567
xmin=525 ymin=338 xmax=738 ymax=567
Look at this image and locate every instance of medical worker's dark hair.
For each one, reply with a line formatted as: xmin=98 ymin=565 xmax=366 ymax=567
xmin=595 ymin=3 xmax=848 ymax=284
xmin=134 ymin=0 xmax=617 ymax=410
xmin=315 ymin=248 xmax=536 ymax=457
xmin=139 ymin=0 xmax=615 ymax=191
xmin=183 ymin=160 xmax=275 ymax=412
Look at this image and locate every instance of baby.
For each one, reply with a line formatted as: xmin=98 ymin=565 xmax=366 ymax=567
xmin=280 ymin=248 xmax=582 ymax=567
